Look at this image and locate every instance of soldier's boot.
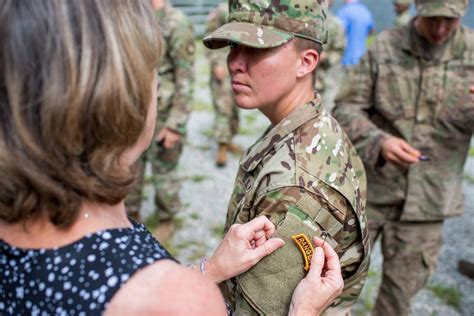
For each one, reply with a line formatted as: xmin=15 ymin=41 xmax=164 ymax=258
xmin=458 ymin=260 xmax=474 ymax=279
xmin=153 ymin=219 xmax=175 ymax=242
xmin=216 ymin=143 xmax=228 ymax=167
xmin=228 ymin=143 xmax=244 ymax=156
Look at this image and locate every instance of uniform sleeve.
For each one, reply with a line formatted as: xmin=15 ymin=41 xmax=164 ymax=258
xmin=332 ymin=49 xmax=391 ymax=167
xmin=165 ymin=15 xmax=195 ymax=134
xmin=232 ymin=186 xmax=362 ymax=315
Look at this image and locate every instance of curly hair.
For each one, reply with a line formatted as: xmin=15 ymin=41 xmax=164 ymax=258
xmin=0 ymin=0 xmax=162 ymax=227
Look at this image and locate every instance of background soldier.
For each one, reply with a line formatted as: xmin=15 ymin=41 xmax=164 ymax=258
xmin=126 ymin=0 xmax=195 ymax=240
xmin=315 ymin=0 xmax=346 ymax=110
xmin=333 ymin=0 xmax=474 ymax=315
xmin=204 ymin=0 xmax=369 ymax=314
xmin=206 ymin=3 xmax=241 ymax=167
xmin=393 ymin=0 xmax=412 ymax=27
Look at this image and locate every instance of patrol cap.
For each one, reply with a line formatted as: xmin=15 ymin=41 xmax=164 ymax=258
xmin=203 ymin=0 xmax=328 ymax=49
xmin=415 ymin=0 xmax=468 ymax=18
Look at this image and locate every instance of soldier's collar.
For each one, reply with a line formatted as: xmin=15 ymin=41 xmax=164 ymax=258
xmin=240 ymin=95 xmax=322 ymax=172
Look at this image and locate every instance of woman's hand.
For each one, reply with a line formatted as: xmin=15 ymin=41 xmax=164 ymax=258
xmin=288 ymin=237 xmax=344 ymax=316
xmin=204 ymin=216 xmax=285 ymax=283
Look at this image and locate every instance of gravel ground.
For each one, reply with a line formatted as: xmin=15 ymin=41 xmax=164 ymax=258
xmin=142 ymin=45 xmax=474 ymax=315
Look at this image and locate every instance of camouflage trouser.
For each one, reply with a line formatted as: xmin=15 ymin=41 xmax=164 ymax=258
xmin=125 ymin=135 xmax=183 ymax=222
xmin=367 ymin=204 xmax=444 ymax=316
xmin=210 ymin=76 xmax=239 ymax=144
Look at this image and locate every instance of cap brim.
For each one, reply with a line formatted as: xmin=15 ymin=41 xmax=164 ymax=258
xmin=416 ymin=4 xmax=463 ymax=18
xmin=203 ymin=21 xmax=293 ymax=49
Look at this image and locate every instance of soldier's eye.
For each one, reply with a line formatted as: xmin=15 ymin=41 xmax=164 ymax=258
xmin=229 ymin=42 xmax=238 ymax=49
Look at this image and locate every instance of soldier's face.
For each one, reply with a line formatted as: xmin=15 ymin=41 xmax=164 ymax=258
xmin=414 ymin=16 xmax=460 ymax=45
xmin=227 ymin=42 xmax=300 ymax=116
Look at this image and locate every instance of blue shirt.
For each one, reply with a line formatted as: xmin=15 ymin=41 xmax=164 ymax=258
xmin=337 ymin=1 xmax=374 ymax=66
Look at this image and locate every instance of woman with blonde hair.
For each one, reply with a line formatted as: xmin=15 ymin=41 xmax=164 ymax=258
xmin=0 ymin=0 xmax=343 ymax=315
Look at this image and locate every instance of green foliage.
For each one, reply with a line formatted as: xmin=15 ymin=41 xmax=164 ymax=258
xmin=190 ymin=174 xmax=210 ymax=183
xmin=200 ymin=127 xmax=214 ymax=139
xmin=244 ymin=112 xmax=258 ymax=125
xmin=144 ymin=215 xmax=159 ymax=232
xmin=469 ymin=147 xmax=474 ymax=157
xmin=193 ymin=100 xmax=212 ymax=112
xmin=173 ymin=216 xmax=185 ymax=230
xmin=210 ymin=223 xmax=225 ymax=238
xmin=174 ymin=240 xmax=201 ymax=251
xmin=238 ymin=125 xmax=260 ymax=136
xmin=143 ymin=175 xmax=153 ymax=185
xmin=427 ymin=283 xmax=462 ymax=309
xmin=193 ymin=144 xmax=212 ymax=152
xmin=161 ymin=240 xmax=179 ymax=257
xmin=187 ymin=248 xmax=208 ymax=263
xmin=190 ymin=212 xmax=201 ymax=220
xmin=367 ymin=269 xmax=380 ymax=278
xmin=464 ymin=174 xmax=474 ymax=185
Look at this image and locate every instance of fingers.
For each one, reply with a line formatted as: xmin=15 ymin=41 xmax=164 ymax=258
xmin=240 ymin=215 xmax=275 ymax=239
xmin=395 ymin=142 xmax=420 ymax=164
xmin=306 ymin=247 xmax=325 ymax=279
xmin=313 ymin=236 xmax=341 ymax=275
xmin=251 ymin=238 xmax=285 ymax=262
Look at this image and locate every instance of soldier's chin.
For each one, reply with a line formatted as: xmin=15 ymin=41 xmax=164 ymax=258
xmin=232 ymin=95 xmax=256 ymax=110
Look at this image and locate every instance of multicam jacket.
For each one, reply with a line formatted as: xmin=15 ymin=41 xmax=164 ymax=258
xmin=156 ymin=5 xmax=195 ymax=135
xmin=333 ymin=24 xmax=474 ymax=221
xmin=225 ymin=96 xmax=370 ymax=315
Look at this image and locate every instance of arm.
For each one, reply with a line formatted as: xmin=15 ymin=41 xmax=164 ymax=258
xmin=230 ymin=187 xmax=358 ymax=315
xmin=332 ymin=49 xmax=391 ymax=167
xmin=105 ymin=260 xmax=228 ymax=315
xmin=165 ymin=15 xmax=195 ymax=135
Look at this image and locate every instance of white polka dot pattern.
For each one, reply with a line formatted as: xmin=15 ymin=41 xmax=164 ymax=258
xmin=0 ymin=220 xmax=174 ymax=315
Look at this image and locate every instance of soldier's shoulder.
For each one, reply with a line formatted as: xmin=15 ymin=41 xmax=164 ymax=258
xmin=292 ymin=110 xmax=366 ymax=213
xmin=369 ymin=26 xmax=409 ymax=58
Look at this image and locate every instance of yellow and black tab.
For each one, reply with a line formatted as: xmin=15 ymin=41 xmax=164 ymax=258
xmin=291 ymin=233 xmax=314 ymax=272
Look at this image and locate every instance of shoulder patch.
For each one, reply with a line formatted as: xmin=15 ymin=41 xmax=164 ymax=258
xmin=291 ymin=233 xmax=314 ymax=272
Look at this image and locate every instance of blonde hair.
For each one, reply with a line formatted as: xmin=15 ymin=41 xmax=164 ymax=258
xmin=0 ymin=0 xmax=162 ymax=227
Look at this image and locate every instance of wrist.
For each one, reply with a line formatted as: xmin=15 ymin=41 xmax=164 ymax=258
xmin=202 ymin=256 xmax=225 ymax=284
xmin=288 ymin=303 xmax=320 ymax=316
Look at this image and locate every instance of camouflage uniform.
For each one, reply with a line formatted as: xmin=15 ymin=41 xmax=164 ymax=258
xmin=126 ymin=3 xmax=195 ymax=221
xmin=207 ymin=3 xmax=239 ymax=145
xmin=204 ymin=0 xmax=370 ymax=315
xmin=333 ymin=0 xmax=473 ymax=315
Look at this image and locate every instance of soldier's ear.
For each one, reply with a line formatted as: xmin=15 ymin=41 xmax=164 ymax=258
xmin=296 ymin=49 xmax=319 ymax=79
